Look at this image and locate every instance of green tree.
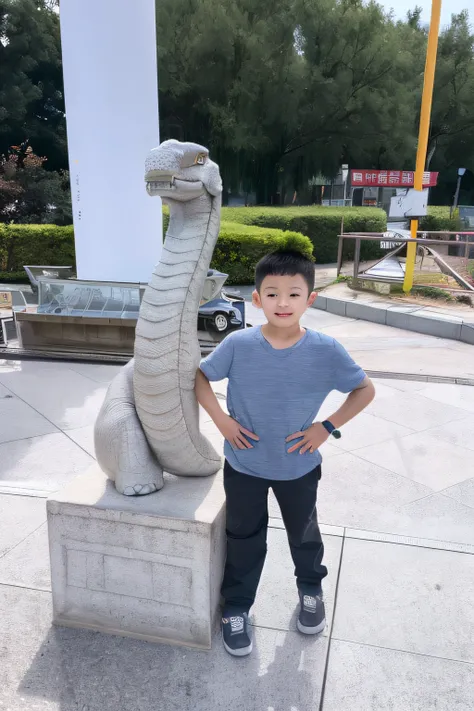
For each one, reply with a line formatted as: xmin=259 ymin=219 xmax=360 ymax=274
xmin=1 ymin=0 xmax=472 ymax=212
xmin=0 ymin=142 xmax=72 ymax=224
xmin=285 ymin=0 xmax=420 ymax=181
xmin=157 ymin=0 xmax=434 ymax=203
xmin=427 ymin=11 xmax=474 ymax=203
xmin=0 ymin=0 xmax=66 ymax=171
xmin=157 ymin=0 xmax=300 ymax=203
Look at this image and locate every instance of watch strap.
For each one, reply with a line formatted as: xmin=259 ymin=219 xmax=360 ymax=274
xmin=322 ymin=420 xmax=336 ymax=435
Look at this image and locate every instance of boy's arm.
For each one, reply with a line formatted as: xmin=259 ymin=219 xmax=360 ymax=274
xmin=195 ymin=369 xmax=259 ymax=450
xmin=326 ymin=376 xmax=375 ymax=430
xmin=195 ymin=369 xmax=228 ymax=427
xmin=287 ymin=377 xmax=375 ymax=454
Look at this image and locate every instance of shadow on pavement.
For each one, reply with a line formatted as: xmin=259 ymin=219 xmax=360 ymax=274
xmin=19 ymin=619 xmax=327 ymax=711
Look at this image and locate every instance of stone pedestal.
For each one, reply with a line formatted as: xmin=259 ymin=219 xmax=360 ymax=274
xmin=47 ymin=464 xmax=226 ymax=649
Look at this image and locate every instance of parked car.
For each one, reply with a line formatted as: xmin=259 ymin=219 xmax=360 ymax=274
xmin=198 ymin=291 xmax=245 ymax=334
xmin=197 ymin=269 xmax=246 ymax=335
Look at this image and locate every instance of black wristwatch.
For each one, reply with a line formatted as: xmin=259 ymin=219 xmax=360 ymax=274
xmin=322 ymin=420 xmax=342 ymax=440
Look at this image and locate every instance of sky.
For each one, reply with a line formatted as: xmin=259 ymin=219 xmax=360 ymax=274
xmin=379 ymin=0 xmax=471 ymax=28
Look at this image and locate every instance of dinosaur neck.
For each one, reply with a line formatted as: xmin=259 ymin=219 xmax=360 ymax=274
xmin=162 ymin=194 xmax=220 ymax=321
xmin=134 ymin=192 xmax=221 ymax=363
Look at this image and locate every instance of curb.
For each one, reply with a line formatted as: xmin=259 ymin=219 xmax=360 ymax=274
xmin=313 ymin=295 xmax=474 ymax=345
xmin=365 ymin=371 xmax=474 ymax=386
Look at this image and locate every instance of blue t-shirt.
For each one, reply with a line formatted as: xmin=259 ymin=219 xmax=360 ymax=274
xmin=200 ymin=326 xmax=366 ymax=481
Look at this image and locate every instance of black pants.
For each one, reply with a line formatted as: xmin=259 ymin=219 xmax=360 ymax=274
xmin=221 ymin=460 xmax=328 ymax=612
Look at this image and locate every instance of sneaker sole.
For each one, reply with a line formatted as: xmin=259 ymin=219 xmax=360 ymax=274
xmin=223 ymin=640 xmax=253 ymax=657
xmin=297 ymin=618 xmax=326 ymax=635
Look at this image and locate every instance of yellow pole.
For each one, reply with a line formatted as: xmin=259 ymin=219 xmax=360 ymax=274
xmin=403 ymin=0 xmax=442 ymax=293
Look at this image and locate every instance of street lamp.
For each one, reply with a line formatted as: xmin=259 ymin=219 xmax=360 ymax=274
xmin=450 ymin=167 xmax=466 ymax=218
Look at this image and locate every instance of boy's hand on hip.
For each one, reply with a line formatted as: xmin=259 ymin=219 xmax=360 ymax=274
xmin=216 ymin=413 xmax=259 ymax=450
xmin=286 ymin=423 xmax=330 ymax=455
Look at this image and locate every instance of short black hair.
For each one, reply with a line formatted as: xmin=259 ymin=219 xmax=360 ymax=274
xmin=255 ymin=250 xmax=315 ymax=295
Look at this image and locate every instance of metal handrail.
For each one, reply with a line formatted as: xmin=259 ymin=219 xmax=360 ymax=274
xmin=339 ymin=234 xmax=472 ymax=246
xmin=337 ymin=231 xmax=473 ymax=279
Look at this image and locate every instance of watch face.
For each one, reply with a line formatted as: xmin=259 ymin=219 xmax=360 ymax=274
xmin=332 ymin=430 xmax=342 ymax=440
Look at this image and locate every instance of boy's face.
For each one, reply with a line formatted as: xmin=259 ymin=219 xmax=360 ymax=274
xmin=252 ymin=274 xmax=317 ymax=329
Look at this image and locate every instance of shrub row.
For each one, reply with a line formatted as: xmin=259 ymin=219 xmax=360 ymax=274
xmin=220 ymin=206 xmax=387 ymax=263
xmin=0 ymin=220 xmax=313 ymax=286
xmin=419 ymin=206 xmax=462 ymax=233
xmin=217 ymin=205 xmax=464 ymax=262
xmin=0 ymin=270 xmax=30 ymax=283
xmin=212 ymin=222 xmax=313 ymax=284
xmin=0 ymin=224 xmax=75 ymax=283
xmin=0 ymin=205 xmax=460 ymax=287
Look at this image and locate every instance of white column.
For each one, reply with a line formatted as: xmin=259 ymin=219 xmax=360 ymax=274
xmin=60 ymin=0 xmax=161 ymax=283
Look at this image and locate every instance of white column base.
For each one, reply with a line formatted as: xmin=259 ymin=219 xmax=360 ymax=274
xmin=47 ymin=465 xmax=226 ymax=649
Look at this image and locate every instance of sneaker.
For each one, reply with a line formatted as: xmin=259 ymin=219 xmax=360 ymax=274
xmin=297 ymin=590 xmax=326 ymax=635
xmin=222 ymin=612 xmax=253 ymax=657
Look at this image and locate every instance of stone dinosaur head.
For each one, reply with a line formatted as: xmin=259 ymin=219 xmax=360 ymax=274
xmin=145 ymin=139 xmax=222 ymax=203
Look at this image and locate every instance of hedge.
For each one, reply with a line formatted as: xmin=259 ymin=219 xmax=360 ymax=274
xmin=0 ymin=223 xmax=75 ymax=269
xmin=419 ymin=206 xmax=462 ymax=233
xmin=0 ymin=220 xmax=313 ymax=286
xmin=0 ymin=270 xmax=30 ymax=283
xmin=220 ymin=206 xmax=387 ymax=263
xmin=211 ymin=222 xmax=313 ymax=284
xmin=163 ymin=208 xmax=313 ymax=283
xmin=0 ymin=224 xmax=75 ymax=283
xmin=1 ymin=205 xmax=460 ymax=286
xmin=163 ymin=207 xmax=170 ymax=236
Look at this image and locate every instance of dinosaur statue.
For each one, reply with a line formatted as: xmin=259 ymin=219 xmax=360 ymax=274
xmin=94 ymin=140 xmax=223 ymax=495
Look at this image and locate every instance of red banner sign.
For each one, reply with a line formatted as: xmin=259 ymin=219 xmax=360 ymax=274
xmin=351 ymin=170 xmax=438 ymax=188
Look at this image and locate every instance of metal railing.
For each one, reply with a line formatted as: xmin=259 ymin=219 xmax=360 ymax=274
xmin=337 ymin=231 xmax=474 ymax=282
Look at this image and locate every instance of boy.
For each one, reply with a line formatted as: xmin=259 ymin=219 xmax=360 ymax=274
xmin=195 ymin=250 xmax=375 ymax=657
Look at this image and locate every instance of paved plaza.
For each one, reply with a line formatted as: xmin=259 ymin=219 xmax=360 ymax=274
xmin=1 ymin=305 xmax=474 ymax=710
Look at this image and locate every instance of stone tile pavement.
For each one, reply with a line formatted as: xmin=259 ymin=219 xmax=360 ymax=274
xmin=1 ymin=308 xmax=474 ymax=710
